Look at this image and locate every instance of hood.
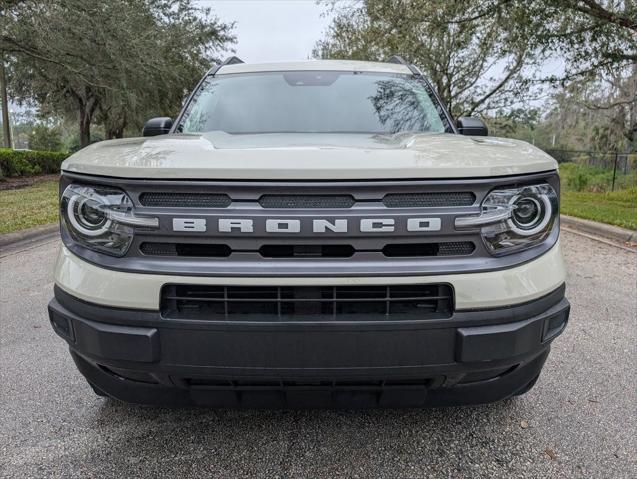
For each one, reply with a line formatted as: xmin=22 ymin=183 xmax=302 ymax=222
xmin=61 ymin=132 xmax=557 ymax=180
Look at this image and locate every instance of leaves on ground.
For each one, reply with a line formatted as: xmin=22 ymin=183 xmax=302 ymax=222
xmin=545 ymin=448 xmax=557 ymax=460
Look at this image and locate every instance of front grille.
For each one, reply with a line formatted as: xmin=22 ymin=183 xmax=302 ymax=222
xmin=140 ymin=241 xmax=474 ymax=258
xmin=259 ymin=195 xmax=355 ymax=208
xmin=382 ymin=192 xmax=475 ymax=208
xmin=63 ymin=172 xmax=558 ymax=277
xmin=161 ymin=284 xmax=453 ymax=321
xmin=138 ymin=192 xmax=231 ymax=208
xmin=138 ymin=192 xmax=475 ymax=208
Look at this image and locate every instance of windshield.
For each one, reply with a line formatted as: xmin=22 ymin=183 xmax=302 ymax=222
xmin=179 ymin=71 xmax=447 ymax=135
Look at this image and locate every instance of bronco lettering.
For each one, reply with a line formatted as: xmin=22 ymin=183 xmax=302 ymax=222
xmin=172 ymin=217 xmax=443 ymax=233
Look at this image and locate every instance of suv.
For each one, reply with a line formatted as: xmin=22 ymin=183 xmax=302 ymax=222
xmin=48 ymin=57 xmax=570 ymax=408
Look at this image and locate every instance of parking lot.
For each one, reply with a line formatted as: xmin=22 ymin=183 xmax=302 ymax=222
xmin=1 ymin=231 xmax=635 ymax=478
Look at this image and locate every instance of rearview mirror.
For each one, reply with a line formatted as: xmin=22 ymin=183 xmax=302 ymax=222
xmin=142 ymin=117 xmax=173 ymax=137
xmin=456 ymin=117 xmax=488 ymax=136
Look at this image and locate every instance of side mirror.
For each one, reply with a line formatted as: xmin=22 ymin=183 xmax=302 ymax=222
xmin=142 ymin=117 xmax=173 ymax=137
xmin=456 ymin=117 xmax=488 ymax=136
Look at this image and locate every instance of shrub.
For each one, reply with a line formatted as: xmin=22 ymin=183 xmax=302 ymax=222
xmin=568 ymin=170 xmax=590 ymax=192
xmin=28 ymin=125 xmax=63 ymax=152
xmin=0 ymin=148 xmax=69 ymax=179
xmin=557 ymin=162 xmax=634 ymax=193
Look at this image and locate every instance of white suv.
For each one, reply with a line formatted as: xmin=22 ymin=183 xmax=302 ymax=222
xmin=48 ymin=57 xmax=570 ymax=408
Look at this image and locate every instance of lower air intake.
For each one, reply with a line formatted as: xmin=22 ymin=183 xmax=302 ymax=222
xmin=161 ymin=284 xmax=454 ymax=322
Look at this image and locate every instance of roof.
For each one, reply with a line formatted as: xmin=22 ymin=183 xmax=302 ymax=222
xmin=215 ymin=59 xmax=413 ymax=76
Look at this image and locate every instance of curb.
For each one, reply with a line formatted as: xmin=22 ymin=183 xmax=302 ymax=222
xmin=560 ymin=215 xmax=637 ymax=246
xmin=0 ymin=223 xmax=59 ymax=254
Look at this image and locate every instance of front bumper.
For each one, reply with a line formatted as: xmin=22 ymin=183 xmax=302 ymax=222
xmin=48 ymin=284 xmax=569 ymax=408
xmin=54 ymin=240 xmax=567 ymax=310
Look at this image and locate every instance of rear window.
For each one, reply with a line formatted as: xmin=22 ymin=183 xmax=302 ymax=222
xmin=179 ymin=71 xmax=447 ymax=135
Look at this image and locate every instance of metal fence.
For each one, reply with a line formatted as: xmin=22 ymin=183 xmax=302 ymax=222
xmin=544 ymin=149 xmax=636 ymax=191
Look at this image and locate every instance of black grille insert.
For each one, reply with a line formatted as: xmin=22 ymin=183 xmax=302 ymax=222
xmin=259 ymin=195 xmax=355 ymax=209
xmin=382 ymin=192 xmax=475 ymax=208
xmin=140 ymin=242 xmax=231 ymax=257
xmin=138 ymin=192 xmax=231 ymax=208
xmin=161 ymin=284 xmax=453 ymax=321
xmin=383 ymin=242 xmax=475 ymax=257
xmin=185 ymin=378 xmax=432 ymax=391
xmin=259 ymin=244 xmax=355 ymax=258
xmin=140 ymin=242 xmax=474 ymax=258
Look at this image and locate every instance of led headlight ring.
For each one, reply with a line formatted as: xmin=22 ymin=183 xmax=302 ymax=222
xmin=507 ymin=193 xmax=551 ymax=236
xmin=67 ymin=194 xmax=112 ymax=237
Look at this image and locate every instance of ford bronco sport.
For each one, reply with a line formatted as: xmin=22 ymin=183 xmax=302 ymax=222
xmin=48 ymin=56 xmax=570 ymax=408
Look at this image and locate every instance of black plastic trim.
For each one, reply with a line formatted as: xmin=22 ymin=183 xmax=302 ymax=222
xmin=69 ymin=348 xmax=551 ymax=408
xmin=208 ymin=56 xmax=244 ymax=76
xmin=48 ymin=285 xmax=569 ymax=407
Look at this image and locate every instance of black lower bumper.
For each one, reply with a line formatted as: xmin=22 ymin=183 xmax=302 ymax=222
xmin=48 ymin=285 xmax=569 ymax=408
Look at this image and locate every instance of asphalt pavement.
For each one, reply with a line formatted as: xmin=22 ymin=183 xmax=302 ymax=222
xmin=1 ymin=231 xmax=635 ymax=478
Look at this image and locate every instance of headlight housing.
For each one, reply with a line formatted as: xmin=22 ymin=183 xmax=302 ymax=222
xmin=61 ymin=184 xmax=158 ymax=257
xmin=456 ymin=183 xmax=558 ymax=256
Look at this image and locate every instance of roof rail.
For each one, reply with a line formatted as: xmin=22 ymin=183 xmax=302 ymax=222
xmin=208 ymin=56 xmax=245 ymax=76
xmin=387 ymin=55 xmax=421 ymax=77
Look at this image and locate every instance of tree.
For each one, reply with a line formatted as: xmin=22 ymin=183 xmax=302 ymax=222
xmin=2 ymin=0 xmax=234 ymax=147
xmin=487 ymin=65 xmax=636 ymax=153
xmin=27 ymin=124 xmax=63 ymax=151
xmin=576 ymin=65 xmax=636 ymax=151
xmin=451 ymin=0 xmax=636 ymax=82
xmin=314 ymin=0 xmax=541 ymax=116
xmin=315 ymin=0 xmax=636 ymax=119
xmin=1 ymin=56 xmax=11 ymax=147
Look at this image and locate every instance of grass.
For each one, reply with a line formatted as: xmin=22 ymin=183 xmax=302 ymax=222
xmin=561 ymin=188 xmax=637 ymax=230
xmin=0 ymin=180 xmax=59 ymax=234
xmin=558 ymin=162 xmax=637 ymax=230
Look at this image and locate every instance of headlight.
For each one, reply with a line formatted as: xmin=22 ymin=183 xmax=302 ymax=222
xmin=455 ymin=184 xmax=558 ymax=256
xmin=61 ymin=184 xmax=158 ymax=256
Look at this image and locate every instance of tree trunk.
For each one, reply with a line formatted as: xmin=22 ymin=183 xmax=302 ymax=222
xmin=0 ymin=53 xmax=12 ymax=148
xmin=106 ymin=112 xmax=126 ymax=140
xmin=105 ymin=126 xmax=124 ymax=139
xmin=77 ymin=94 xmax=97 ymax=149
xmin=79 ymin=109 xmax=91 ymax=148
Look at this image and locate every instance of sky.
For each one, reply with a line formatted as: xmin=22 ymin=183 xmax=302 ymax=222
xmin=198 ymin=0 xmax=335 ymax=63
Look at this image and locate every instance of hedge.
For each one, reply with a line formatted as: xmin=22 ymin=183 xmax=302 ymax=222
xmin=0 ymin=148 xmax=69 ymax=179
